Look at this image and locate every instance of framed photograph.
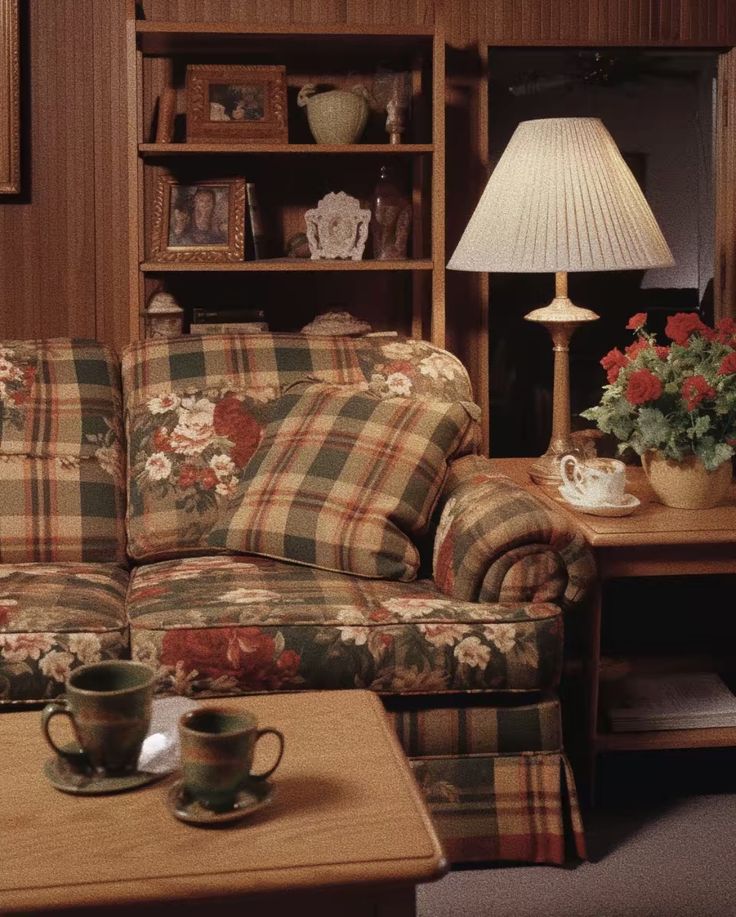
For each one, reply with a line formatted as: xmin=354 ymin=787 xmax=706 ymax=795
xmin=150 ymin=177 xmax=247 ymax=263
xmin=185 ymin=64 xmax=288 ymax=144
xmin=0 ymin=0 xmax=20 ymax=194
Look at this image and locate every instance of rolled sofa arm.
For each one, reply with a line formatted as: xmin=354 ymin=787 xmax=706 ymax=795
xmin=433 ymin=455 xmax=596 ymax=608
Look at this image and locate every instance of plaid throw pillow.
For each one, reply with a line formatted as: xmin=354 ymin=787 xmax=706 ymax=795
xmin=210 ymin=384 xmax=480 ymax=581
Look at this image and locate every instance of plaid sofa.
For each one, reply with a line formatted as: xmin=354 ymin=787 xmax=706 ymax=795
xmin=0 ymin=334 xmax=594 ymax=865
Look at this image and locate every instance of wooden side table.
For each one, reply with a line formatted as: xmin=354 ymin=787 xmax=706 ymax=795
xmin=491 ymin=457 xmax=736 ymax=802
xmin=1 ymin=690 xmax=446 ymax=916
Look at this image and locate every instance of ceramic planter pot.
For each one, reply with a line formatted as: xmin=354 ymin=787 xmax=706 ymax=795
xmin=641 ymin=451 xmax=733 ymax=509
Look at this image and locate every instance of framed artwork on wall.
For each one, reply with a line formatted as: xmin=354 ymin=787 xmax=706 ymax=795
xmin=185 ymin=64 xmax=288 ymax=144
xmin=0 ymin=0 xmax=20 ymax=194
xmin=150 ymin=177 xmax=247 ymax=263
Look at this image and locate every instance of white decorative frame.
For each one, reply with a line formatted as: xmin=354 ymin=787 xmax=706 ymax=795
xmin=305 ymin=191 xmax=371 ymax=261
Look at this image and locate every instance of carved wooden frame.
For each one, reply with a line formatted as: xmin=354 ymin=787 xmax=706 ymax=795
xmin=150 ymin=176 xmax=247 ymax=263
xmin=185 ymin=64 xmax=288 ymax=144
xmin=0 ymin=0 xmax=20 ymax=194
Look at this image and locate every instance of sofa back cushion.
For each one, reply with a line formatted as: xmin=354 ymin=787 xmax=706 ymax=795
xmin=0 ymin=339 xmax=126 ymax=563
xmin=121 ymin=333 xmax=479 ymax=562
xmin=209 ymin=383 xmax=480 ymax=581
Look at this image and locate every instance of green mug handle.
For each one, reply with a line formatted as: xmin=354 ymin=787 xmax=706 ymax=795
xmin=251 ymin=727 xmax=285 ymax=780
xmin=41 ymin=698 xmax=88 ymax=768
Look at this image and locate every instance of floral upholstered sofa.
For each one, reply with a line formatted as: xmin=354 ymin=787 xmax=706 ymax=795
xmin=0 ymin=333 xmax=595 ymax=865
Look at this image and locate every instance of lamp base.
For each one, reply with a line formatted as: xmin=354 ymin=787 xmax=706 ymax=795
xmin=528 ymin=449 xmax=575 ymax=486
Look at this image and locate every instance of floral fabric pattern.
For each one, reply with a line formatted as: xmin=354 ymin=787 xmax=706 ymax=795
xmin=357 ymin=337 xmax=475 ymax=404
xmin=128 ymin=555 xmax=562 ymax=698
xmin=126 ymin=385 xmax=278 ymax=559
xmin=0 ymin=342 xmax=37 ymax=437
xmin=0 ymin=563 xmax=129 ymax=703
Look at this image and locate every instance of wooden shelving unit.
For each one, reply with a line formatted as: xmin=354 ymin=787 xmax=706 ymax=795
xmin=126 ymin=4 xmax=445 ymax=343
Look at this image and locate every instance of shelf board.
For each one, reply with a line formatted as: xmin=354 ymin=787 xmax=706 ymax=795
xmin=596 ymin=725 xmax=736 ymax=752
xmin=139 ymin=143 xmax=434 ymax=155
xmin=140 ymin=259 xmax=433 ymax=272
xmin=136 ymin=22 xmax=434 ymax=56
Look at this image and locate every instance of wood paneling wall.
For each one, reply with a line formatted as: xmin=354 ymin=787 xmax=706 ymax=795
xmin=0 ymin=0 xmax=734 ymax=364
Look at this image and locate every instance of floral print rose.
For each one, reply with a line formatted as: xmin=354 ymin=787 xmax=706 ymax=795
xmin=130 ymin=386 xmax=275 ymax=514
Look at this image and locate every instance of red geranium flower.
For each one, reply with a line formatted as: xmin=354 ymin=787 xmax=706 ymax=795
xmin=626 ymin=312 xmax=647 ymax=330
xmin=682 ymin=375 xmax=716 ymax=411
xmin=717 ymin=352 xmax=736 ymax=376
xmin=655 ymin=346 xmax=670 ymax=360
xmin=600 ymin=347 xmax=628 ymax=384
xmin=625 ymin=339 xmax=649 ymax=359
xmin=665 ymin=312 xmax=707 ymax=345
xmin=625 ymin=369 xmax=663 ymax=405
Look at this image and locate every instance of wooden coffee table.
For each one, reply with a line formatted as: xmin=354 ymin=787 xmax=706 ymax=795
xmin=0 ymin=689 xmax=446 ymax=915
xmin=492 ymin=457 xmax=736 ymax=801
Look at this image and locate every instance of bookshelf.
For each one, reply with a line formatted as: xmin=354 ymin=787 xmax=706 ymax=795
xmin=126 ymin=4 xmax=445 ymax=344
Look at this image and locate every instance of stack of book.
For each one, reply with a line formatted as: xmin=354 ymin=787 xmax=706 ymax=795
xmin=189 ymin=308 xmax=268 ymax=335
xmin=605 ymin=672 xmax=736 ymax=732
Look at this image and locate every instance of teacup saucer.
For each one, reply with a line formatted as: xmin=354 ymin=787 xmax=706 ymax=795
xmin=44 ymin=754 xmax=162 ymax=796
xmin=167 ymin=779 xmax=275 ymax=826
xmin=557 ymin=485 xmax=640 ymax=517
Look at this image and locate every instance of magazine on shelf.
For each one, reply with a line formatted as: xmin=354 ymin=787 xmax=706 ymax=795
xmin=191 ymin=307 xmax=266 ymax=324
xmin=189 ymin=322 xmax=268 ymax=334
xmin=605 ymin=672 xmax=736 ymax=732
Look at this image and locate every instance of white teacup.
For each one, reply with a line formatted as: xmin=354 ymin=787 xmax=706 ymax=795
xmin=560 ymin=454 xmax=627 ymax=506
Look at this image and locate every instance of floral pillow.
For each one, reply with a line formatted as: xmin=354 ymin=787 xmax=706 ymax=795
xmin=209 ymin=383 xmax=481 ymax=581
xmin=126 ymin=384 xmax=279 ymax=560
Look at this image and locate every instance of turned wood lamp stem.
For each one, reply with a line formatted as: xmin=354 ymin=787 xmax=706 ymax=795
xmin=525 ymin=271 xmax=599 ymax=486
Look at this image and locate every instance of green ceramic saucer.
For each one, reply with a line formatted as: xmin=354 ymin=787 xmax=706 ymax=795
xmin=43 ymin=754 xmax=162 ymax=796
xmin=167 ymin=779 xmax=275 ymax=826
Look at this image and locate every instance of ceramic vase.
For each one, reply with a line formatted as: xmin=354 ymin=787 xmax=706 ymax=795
xmin=641 ymin=451 xmax=733 ymax=509
xmin=297 ymin=85 xmax=370 ymax=145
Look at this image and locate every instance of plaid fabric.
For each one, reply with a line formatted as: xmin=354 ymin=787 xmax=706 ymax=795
xmin=0 ymin=339 xmax=122 ymax=458
xmin=411 ymin=752 xmax=586 ymax=864
xmin=388 ymin=697 xmax=562 ymax=757
xmin=210 ymin=385 xmax=480 ymax=581
xmin=0 ymin=456 xmax=126 ymax=564
xmin=434 ymin=454 xmax=597 ymax=607
xmin=0 ymin=563 xmax=129 ymax=705
xmin=0 ymin=339 xmax=125 ymax=564
xmin=121 ymin=333 xmax=368 ymax=411
xmin=128 ymin=555 xmax=563 ymax=696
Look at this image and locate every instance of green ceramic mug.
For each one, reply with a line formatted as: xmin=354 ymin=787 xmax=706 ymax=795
xmin=41 ymin=660 xmax=155 ymax=775
xmin=179 ymin=707 xmax=285 ymax=812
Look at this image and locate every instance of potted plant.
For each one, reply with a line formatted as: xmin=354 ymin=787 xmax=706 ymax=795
xmin=581 ymin=311 xmax=736 ymax=508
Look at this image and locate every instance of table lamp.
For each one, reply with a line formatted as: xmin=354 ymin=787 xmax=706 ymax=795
xmin=448 ymin=117 xmax=674 ymax=484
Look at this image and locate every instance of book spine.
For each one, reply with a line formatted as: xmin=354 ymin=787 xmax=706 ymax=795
xmin=155 ymin=88 xmax=177 ymax=144
xmin=190 ymin=322 xmax=268 ymax=334
xmin=246 ymin=182 xmax=266 ymax=260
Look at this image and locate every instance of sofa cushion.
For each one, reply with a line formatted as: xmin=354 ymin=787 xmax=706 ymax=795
xmin=0 ymin=339 xmax=126 ymax=563
xmin=126 ymin=385 xmax=279 ymax=560
xmin=210 ymin=384 xmax=480 ymax=581
xmin=122 ymin=333 xmax=371 ymax=560
xmin=0 ymin=563 xmax=129 ymax=704
xmin=127 ymin=556 xmax=562 ymax=698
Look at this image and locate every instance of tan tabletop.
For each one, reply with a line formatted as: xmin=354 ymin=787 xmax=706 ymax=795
xmin=494 ymin=457 xmax=736 ymax=577
xmin=1 ymin=689 xmax=446 ymax=916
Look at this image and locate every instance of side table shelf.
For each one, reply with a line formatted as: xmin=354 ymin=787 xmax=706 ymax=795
xmin=490 ymin=456 xmax=736 ymax=803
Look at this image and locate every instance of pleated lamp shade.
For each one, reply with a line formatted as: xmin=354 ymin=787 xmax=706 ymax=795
xmin=447 ymin=117 xmax=674 ymax=273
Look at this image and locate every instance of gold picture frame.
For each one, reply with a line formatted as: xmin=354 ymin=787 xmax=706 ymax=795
xmin=150 ymin=177 xmax=247 ymax=263
xmin=0 ymin=0 xmax=20 ymax=194
xmin=185 ymin=64 xmax=288 ymax=144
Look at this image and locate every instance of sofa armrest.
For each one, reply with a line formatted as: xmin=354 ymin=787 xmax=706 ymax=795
xmin=433 ymin=455 xmax=596 ymax=608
